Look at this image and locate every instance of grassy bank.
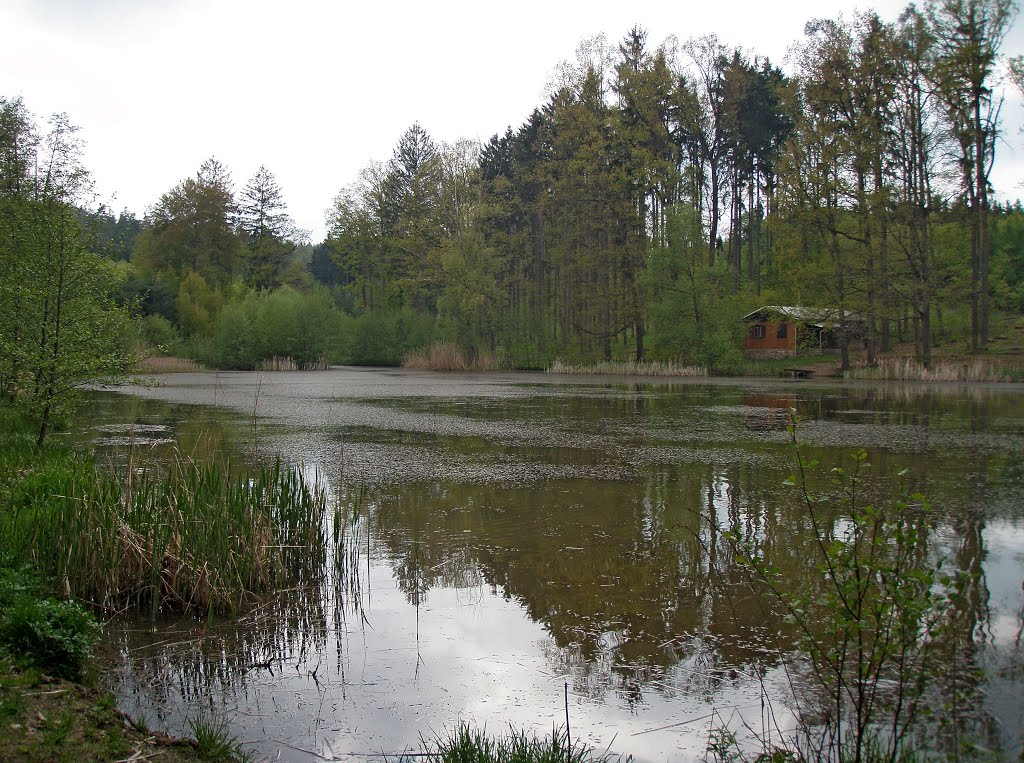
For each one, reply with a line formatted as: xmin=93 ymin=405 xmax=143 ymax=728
xmin=0 ymin=564 xmax=247 ymax=762
xmin=0 ymin=405 xmax=333 ymax=759
xmin=0 ymin=655 xmax=248 ymax=762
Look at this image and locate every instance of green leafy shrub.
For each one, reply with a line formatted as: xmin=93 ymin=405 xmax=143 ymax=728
xmin=0 ymin=568 xmax=99 ymax=680
xmin=134 ymin=314 xmax=184 ymax=357
xmin=716 ymin=413 xmax=970 ymax=762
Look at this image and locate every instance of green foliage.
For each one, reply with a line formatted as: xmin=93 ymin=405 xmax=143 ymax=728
xmin=0 ymin=100 xmax=133 ymax=443
xmin=205 ymin=286 xmax=343 ymax=369
xmin=644 ymin=209 xmax=747 ymax=373
xmin=132 ymin=157 xmax=244 ymax=286
xmin=338 ymin=307 xmax=436 ymax=366
xmin=134 ymin=314 xmax=185 ymax=357
xmin=437 ymin=231 xmax=503 ymax=354
xmin=0 ymin=567 xmax=99 ymax=681
xmin=176 ymin=270 xmax=224 ymax=339
xmin=991 ymin=206 xmax=1024 ymax=313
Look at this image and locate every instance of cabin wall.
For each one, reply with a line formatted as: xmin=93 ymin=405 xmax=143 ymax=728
xmin=743 ymin=321 xmax=797 ymax=357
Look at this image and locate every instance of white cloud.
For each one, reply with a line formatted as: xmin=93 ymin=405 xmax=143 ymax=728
xmin=2 ymin=0 xmax=1021 ymax=239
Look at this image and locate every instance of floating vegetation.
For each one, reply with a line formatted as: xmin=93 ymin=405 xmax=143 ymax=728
xmin=547 ymin=359 xmax=707 ymax=377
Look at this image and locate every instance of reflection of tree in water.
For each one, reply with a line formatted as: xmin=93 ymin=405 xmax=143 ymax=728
xmin=367 ymin=445 xmax=1007 ymax=732
xmin=367 ymin=462 xmax=835 ymax=698
xmin=104 ymin=584 xmax=336 ymax=733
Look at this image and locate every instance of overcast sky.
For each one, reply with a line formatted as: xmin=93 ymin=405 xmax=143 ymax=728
xmin=2 ymin=0 xmax=1022 ymax=241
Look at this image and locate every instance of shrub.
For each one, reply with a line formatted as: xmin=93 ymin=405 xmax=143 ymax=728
xmin=0 ymin=568 xmax=99 ymax=680
xmin=716 ymin=413 xmax=971 ymax=762
xmin=134 ymin=314 xmax=184 ymax=357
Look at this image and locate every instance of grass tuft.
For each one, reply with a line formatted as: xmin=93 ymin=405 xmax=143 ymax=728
xmin=407 ymin=723 xmax=630 ymax=763
xmin=187 ymin=714 xmax=251 ymax=762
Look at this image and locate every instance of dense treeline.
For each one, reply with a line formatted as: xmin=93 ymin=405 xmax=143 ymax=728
xmin=3 ymin=0 xmax=1023 ymax=379
xmin=324 ymin=3 xmax=1023 ymax=371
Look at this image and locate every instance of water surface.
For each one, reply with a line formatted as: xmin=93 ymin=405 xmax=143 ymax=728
xmin=79 ymin=369 xmax=1024 ymax=761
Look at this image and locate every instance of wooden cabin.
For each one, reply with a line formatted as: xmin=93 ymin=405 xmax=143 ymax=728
xmin=741 ymin=306 xmax=851 ymax=358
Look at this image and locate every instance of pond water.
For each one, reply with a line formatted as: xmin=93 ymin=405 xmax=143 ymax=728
xmin=74 ymin=369 xmax=1024 ymax=761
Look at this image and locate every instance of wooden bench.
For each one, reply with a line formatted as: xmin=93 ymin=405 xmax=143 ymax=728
xmin=783 ymin=368 xmax=815 ymax=378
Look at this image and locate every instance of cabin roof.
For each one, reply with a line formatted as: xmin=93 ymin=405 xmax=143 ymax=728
xmin=741 ymin=305 xmax=857 ymax=328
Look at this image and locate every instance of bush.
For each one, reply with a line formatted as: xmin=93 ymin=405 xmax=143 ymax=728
xmin=717 ymin=414 xmax=970 ymax=762
xmin=134 ymin=314 xmax=184 ymax=357
xmin=205 ymin=286 xmax=345 ymax=369
xmin=0 ymin=568 xmax=99 ymax=680
xmin=339 ymin=308 xmax=436 ymax=366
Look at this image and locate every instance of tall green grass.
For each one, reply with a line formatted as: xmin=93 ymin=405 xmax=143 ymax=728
xmin=0 ymin=410 xmax=338 ymax=613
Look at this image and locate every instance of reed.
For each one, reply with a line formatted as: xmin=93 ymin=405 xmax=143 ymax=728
xmin=402 ymin=342 xmax=471 ymax=372
xmin=547 ymin=358 xmax=707 ymax=377
xmin=0 ymin=416 xmax=339 ymax=613
xmin=844 ymin=355 xmax=1022 ymax=382
xmin=132 ymin=355 xmax=204 ymax=374
xmin=255 ymin=355 xmax=330 ymax=372
xmin=410 ymin=724 xmax=628 ymax=763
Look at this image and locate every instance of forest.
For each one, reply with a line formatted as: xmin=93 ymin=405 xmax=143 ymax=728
xmin=2 ymin=0 xmax=1024 ymax=393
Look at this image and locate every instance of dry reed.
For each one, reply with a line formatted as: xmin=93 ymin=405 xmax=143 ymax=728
xmin=844 ymin=356 xmax=1021 ymax=382
xmin=133 ymin=356 xmax=203 ymax=374
xmin=402 ymin=342 xmax=481 ymax=372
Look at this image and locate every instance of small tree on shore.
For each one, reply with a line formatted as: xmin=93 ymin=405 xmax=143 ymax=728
xmin=715 ymin=414 xmax=974 ymax=762
xmin=0 ymin=99 xmax=131 ymax=444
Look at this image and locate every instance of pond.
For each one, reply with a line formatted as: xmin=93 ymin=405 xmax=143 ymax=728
xmin=73 ymin=368 xmax=1024 ymax=761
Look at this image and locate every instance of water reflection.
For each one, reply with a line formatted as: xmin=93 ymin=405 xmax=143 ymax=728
xmin=82 ymin=372 xmax=1024 ymax=761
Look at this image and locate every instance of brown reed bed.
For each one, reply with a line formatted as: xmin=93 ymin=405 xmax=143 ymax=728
xmin=402 ymin=342 xmax=507 ymax=372
xmin=844 ymin=355 xmax=1023 ymax=383
xmin=133 ymin=355 xmax=204 ymax=374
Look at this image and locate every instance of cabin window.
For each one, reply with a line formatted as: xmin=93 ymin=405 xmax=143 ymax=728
xmin=776 ymin=323 xmax=788 ymax=339
xmin=749 ymin=324 xmax=766 ymax=339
